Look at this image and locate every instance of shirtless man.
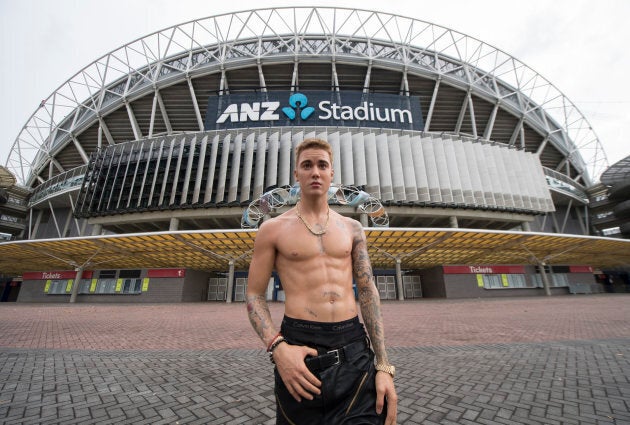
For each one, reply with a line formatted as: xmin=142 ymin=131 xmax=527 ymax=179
xmin=246 ymin=138 xmax=397 ymax=424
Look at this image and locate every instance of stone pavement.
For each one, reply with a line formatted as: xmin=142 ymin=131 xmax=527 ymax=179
xmin=1 ymin=294 xmax=629 ymax=424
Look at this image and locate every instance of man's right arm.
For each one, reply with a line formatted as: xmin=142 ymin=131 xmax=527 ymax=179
xmin=246 ymin=223 xmax=278 ymax=346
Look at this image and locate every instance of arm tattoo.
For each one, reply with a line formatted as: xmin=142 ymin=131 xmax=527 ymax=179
xmin=351 ymin=221 xmax=390 ymax=364
xmin=246 ymin=294 xmax=276 ymax=345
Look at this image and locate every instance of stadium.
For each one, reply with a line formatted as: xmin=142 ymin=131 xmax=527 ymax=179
xmin=1 ymin=6 xmax=629 ymax=303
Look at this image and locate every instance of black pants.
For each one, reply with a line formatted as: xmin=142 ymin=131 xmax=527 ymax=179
xmin=275 ymin=316 xmax=385 ymax=425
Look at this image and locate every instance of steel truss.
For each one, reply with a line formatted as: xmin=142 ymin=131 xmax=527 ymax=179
xmin=6 ymin=7 xmax=607 ymax=189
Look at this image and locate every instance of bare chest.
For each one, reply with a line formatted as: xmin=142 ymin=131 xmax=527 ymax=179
xmin=276 ymin=219 xmax=353 ymax=261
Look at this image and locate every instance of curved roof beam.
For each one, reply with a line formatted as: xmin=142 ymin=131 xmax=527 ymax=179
xmin=5 ymin=7 xmax=608 ymax=186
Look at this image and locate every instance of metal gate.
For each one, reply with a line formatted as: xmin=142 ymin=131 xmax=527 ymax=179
xmin=234 ymin=277 xmax=247 ymax=302
xmin=375 ymin=275 xmax=397 ymax=300
xmin=403 ymin=275 xmax=422 ymax=299
xmin=207 ymin=278 xmax=227 ymax=301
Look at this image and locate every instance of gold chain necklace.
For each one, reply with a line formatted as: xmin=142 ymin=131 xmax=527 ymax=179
xmin=295 ymin=201 xmax=330 ymax=236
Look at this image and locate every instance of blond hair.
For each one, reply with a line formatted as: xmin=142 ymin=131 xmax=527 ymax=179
xmin=295 ymin=138 xmax=333 ymax=165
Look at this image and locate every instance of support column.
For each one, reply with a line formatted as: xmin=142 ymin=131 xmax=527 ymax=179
xmin=69 ymin=267 xmax=84 ymax=304
xmin=48 ymin=200 xmax=61 ymax=237
xmin=395 ymin=258 xmax=404 ymax=301
xmin=226 ymin=260 xmax=235 ymax=303
xmin=539 ymin=262 xmax=552 ymax=296
xmin=28 ymin=208 xmax=34 ymax=238
xmin=449 ymin=216 xmax=458 ymax=228
xmin=169 ymin=217 xmax=180 ymax=231
xmin=359 ymin=212 xmax=368 ymax=227
xmin=91 ymin=224 xmax=102 ymax=236
xmin=80 ymin=219 xmax=88 ymax=236
xmin=32 ymin=209 xmax=44 ymax=238
xmin=522 ymin=221 xmax=531 ymax=232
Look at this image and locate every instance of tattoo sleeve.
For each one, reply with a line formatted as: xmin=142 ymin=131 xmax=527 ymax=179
xmin=351 ymin=221 xmax=389 ymax=364
xmin=246 ymin=294 xmax=277 ymax=346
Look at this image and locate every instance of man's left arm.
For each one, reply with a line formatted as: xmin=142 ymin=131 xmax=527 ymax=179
xmin=351 ymin=220 xmax=397 ymax=424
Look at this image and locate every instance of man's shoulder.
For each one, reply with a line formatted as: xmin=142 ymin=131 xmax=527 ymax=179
xmin=258 ymin=209 xmax=296 ymax=232
xmin=333 ymin=211 xmax=362 ymax=230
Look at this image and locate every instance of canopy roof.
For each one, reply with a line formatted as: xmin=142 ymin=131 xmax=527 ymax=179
xmin=600 ymin=155 xmax=630 ymax=186
xmin=0 ymin=166 xmax=16 ymax=188
xmin=2 ymin=228 xmax=628 ymax=275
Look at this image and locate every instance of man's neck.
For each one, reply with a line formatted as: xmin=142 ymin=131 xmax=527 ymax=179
xmin=298 ymin=196 xmax=329 ymax=214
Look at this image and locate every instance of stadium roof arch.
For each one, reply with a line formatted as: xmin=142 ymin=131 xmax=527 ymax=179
xmin=6 ymin=6 xmax=608 ymax=190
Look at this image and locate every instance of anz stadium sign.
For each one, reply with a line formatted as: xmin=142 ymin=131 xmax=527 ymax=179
xmin=205 ymin=91 xmax=423 ymax=131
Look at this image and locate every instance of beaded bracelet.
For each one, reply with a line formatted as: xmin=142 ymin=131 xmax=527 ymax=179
xmin=268 ymin=336 xmax=286 ymax=353
xmin=268 ymin=336 xmax=286 ymax=364
xmin=266 ymin=332 xmax=282 ymax=352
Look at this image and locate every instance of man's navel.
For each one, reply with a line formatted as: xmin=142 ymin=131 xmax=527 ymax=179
xmin=323 ymin=291 xmax=341 ymax=303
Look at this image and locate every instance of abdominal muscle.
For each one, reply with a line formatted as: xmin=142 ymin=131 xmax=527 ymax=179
xmin=272 ymin=211 xmax=359 ymax=323
xmin=277 ymin=255 xmax=358 ymax=323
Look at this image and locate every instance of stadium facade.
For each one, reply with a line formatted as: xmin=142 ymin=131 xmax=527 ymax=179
xmin=1 ymin=7 xmax=629 ymax=303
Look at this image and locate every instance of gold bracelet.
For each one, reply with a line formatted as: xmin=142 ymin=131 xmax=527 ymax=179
xmin=375 ymin=363 xmax=396 ymax=378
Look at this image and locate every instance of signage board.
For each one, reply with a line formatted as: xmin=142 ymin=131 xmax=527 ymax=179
xmin=23 ymin=270 xmax=94 ymax=280
xmin=205 ymin=91 xmax=423 ymax=131
xmin=569 ymin=265 xmax=593 ymax=273
xmin=147 ymin=268 xmax=186 ymax=278
xmin=443 ymin=265 xmax=526 ymax=275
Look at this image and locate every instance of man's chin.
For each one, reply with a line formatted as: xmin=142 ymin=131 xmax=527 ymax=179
xmin=301 ymin=186 xmax=327 ymax=196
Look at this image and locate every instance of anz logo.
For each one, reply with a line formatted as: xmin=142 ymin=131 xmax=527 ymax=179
xmin=215 ymin=93 xmax=314 ymax=124
xmin=215 ymin=101 xmax=281 ymax=124
xmin=282 ymin=93 xmax=315 ymax=120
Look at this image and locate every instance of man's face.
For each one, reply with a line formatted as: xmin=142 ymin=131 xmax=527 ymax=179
xmin=294 ymin=148 xmax=334 ymax=196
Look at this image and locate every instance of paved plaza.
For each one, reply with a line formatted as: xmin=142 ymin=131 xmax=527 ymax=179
xmin=1 ymin=294 xmax=629 ymax=424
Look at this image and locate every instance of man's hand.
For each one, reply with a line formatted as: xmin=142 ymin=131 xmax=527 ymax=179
xmin=376 ymin=371 xmax=397 ymax=424
xmin=273 ymin=343 xmax=322 ymax=402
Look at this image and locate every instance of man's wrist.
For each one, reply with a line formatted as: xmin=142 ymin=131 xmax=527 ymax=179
xmin=268 ymin=335 xmax=287 ymax=364
xmin=375 ymin=363 xmax=395 ymax=378
xmin=266 ymin=332 xmax=282 ymax=352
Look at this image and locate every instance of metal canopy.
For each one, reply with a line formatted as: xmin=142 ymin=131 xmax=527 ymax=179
xmin=0 ymin=165 xmax=16 ymax=188
xmin=1 ymin=229 xmax=628 ymax=275
xmin=600 ymin=155 xmax=630 ymax=186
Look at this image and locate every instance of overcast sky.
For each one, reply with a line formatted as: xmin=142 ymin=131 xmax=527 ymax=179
xmin=1 ymin=0 xmax=629 ymax=180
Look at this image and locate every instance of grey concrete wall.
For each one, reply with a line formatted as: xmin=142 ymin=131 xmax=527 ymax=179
xmin=16 ymin=280 xmax=55 ymax=303
xmin=442 ymin=274 xmax=561 ymax=298
xmin=181 ymin=269 xmax=213 ymax=302
xmin=417 ymin=268 xmax=446 ymax=298
xmin=18 ymin=273 xmax=188 ymax=303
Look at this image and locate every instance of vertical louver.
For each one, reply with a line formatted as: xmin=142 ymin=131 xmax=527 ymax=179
xmin=74 ymin=129 xmax=555 ymax=218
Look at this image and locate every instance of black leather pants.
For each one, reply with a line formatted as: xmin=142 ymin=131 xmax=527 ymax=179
xmin=275 ymin=316 xmax=386 ymax=425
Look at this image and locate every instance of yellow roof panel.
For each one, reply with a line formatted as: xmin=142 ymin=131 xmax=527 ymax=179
xmin=0 ymin=228 xmax=628 ymax=274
